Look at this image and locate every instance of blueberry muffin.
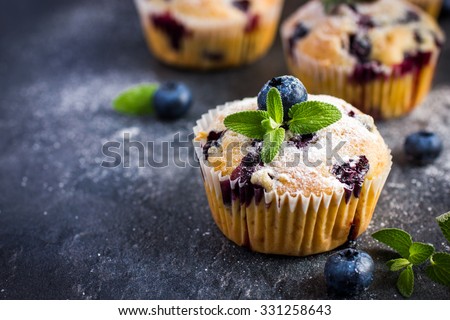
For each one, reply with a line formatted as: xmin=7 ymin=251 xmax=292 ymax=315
xmin=407 ymin=0 xmax=443 ymax=18
xmin=281 ymin=0 xmax=445 ymax=119
xmin=135 ymin=0 xmax=284 ymax=69
xmin=193 ymin=76 xmax=392 ymax=256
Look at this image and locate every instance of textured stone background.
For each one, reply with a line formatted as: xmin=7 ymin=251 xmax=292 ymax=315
xmin=0 ymin=0 xmax=449 ymax=299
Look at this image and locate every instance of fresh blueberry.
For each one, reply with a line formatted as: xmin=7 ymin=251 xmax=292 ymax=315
xmin=324 ymin=248 xmax=374 ymax=297
xmin=404 ymin=131 xmax=443 ymax=165
xmin=349 ymin=34 xmax=372 ymax=62
xmin=288 ymin=23 xmax=309 ymax=53
xmin=257 ymin=76 xmax=308 ymax=122
xmin=153 ymin=82 xmax=192 ymax=120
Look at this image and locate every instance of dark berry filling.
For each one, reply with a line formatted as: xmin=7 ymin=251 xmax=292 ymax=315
xmin=245 ymin=14 xmax=259 ymax=33
xmin=288 ymin=133 xmax=317 ymax=149
xmin=232 ymin=0 xmax=251 ymax=12
xmin=203 ymin=130 xmax=224 ymax=160
xmin=349 ymin=34 xmax=372 ymax=63
xmin=348 ymin=110 xmax=356 ymax=117
xmin=358 ymin=15 xmax=375 ymax=29
xmin=151 ymin=12 xmax=190 ymax=51
xmin=414 ymin=30 xmax=423 ymax=44
xmin=398 ymin=10 xmax=420 ymax=24
xmin=288 ymin=23 xmax=309 ymax=54
xmin=332 ymin=156 xmax=370 ymax=203
xmin=220 ymin=141 xmax=265 ymax=206
xmin=350 ymin=50 xmax=432 ymax=84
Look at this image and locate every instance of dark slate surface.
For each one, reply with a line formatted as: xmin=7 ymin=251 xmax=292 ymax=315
xmin=0 ymin=0 xmax=449 ymax=300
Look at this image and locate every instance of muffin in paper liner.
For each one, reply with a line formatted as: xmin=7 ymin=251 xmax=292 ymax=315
xmin=281 ymin=0 xmax=445 ymax=119
xmin=284 ymin=50 xmax=440 ymax=119
xmin=193 ymin=101 xmax=392 ymax=256
xmin=134 ymin=0 xmax=284 ymax=70
xmin=407 ymin=0 xmax=443 ymax=18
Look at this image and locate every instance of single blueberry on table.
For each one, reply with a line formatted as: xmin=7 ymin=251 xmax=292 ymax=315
xmin=404 ymin=131 xmax=443 ymax=165
xmin=257 ymin=76 xmax=308 ymax=122
xmin=324 ymin=248 xmax=374 ymax=297
xmin=153 ymin=82 xmax=192 ymax=120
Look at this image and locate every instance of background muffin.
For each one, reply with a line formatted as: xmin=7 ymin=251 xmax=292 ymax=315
xmin=194 ymin=77 xmax=392 ymax=256
xmin=135 ymin=0 xmax=284 ymax=69
xmin=281 ymin=0 xmax=445 ymax=119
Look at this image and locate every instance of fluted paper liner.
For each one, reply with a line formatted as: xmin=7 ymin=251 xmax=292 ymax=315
xmin=135 ymin=0 xmax=283 ymax=69
xmin=284 ymin=48 xmax=440 ymax=119
xmin=193 ymin=105 xmax=392 ymax=256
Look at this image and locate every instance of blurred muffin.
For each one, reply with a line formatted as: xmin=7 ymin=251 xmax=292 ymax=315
xmin=194 ymin=79 xmax=392 ymax=256
xmin=407 ymin=0 xmax=443 ymax=18
xmin=281 ymin=0 xmax=445 ymax=119
xmin=135 ymin=0 xmax=284 ymax=69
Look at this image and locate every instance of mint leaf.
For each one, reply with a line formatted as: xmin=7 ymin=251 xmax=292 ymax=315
xmin=436 ymin=211 xmax=450 ymax=244
xmin=387 ymin=258 xmax=411 ymax=271
xmin=261 ymin=128 xmax=285 ymax=164
xmin=261 ymin=118 xmax=279 ymax=132
xmin=408 ymin=242 xmax=435 ymax=265
xmin=372 ymin=228 xmax=413 ymax=259
xmin=397 ymin=265 xmax=414 ymax=298
xmin=224 ymin=111 xmax=269 ymax=139
xmin=288 ymin=101 xmax=342 ymax=135
xmin=426 ymin=252 xmax=450 ymax=287
xmin=266 ymin=88 xmax=283 ymax=124
xmin=113 ymin=84 xmax=158 ymax=115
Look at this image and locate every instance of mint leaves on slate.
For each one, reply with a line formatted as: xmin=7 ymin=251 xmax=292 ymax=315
xmin=372 ymin=211 xmax=450 ymax=297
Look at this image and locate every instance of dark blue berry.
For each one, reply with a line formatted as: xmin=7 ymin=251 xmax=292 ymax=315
xmin=332 ymin=156 xmax=370 ymax=203
xmin=324 ymin=249 xmax=374 ymax=297
xmin=232 ymin=0 xmax=250 ymax=12
xmin=153 ymin=82 xmax=192 ymax=120
xmin=349 ymin=34 xmax=372 ymax=62
xmin=257 ymin=76 xmax=308 ymax=122
xmin=288 ymin=133 xmax=316 ymax=149
xmin=399 ymin=10 xmax=420 ymax=24
xmin=151 ymin=12 xmax=189 ymax=51
xmin=288 ymin=23 xmax=309 ymax=53
xmin=203 ymin=131 xmax=224 ymax=160
xmin=404 ymin=131 xmax=443 ymax=165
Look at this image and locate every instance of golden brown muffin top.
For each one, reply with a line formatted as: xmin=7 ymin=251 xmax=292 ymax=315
xmin=281 ymin=0 xmax=444 ymax=67
xmin=195 ymin=95 xmax=391 ymax=197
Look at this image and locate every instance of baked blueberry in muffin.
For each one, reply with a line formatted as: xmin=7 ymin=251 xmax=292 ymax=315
xmin=281 ymin=0 xmax=445 ymax=119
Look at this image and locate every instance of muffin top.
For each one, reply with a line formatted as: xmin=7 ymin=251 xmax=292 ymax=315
xmin=137 ymin=0 xmax=282 ymax=28
xmin=195 ymin=93 xmax=391 ymax=198
xmin=281 ymin=0 xmax=445 ymax=68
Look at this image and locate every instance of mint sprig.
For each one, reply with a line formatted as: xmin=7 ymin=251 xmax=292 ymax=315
xmin=223 ymin=88 xmax=341 ymax=164
xmin=113 ymin=83 xmax=158 ymax=115
xmin=372 ymin=212 xmax=450 ymax=298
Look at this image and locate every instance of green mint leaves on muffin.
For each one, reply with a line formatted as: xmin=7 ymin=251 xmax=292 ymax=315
xmin=224 ymin=87 xmax=341 ymax=164
xmin=113 ymin=83 xmax=159 ymax=115
xmin=372 ymin=212 xmax=450 ymax=298
xmin=288 ymin=101 xmax=342 ymax=135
